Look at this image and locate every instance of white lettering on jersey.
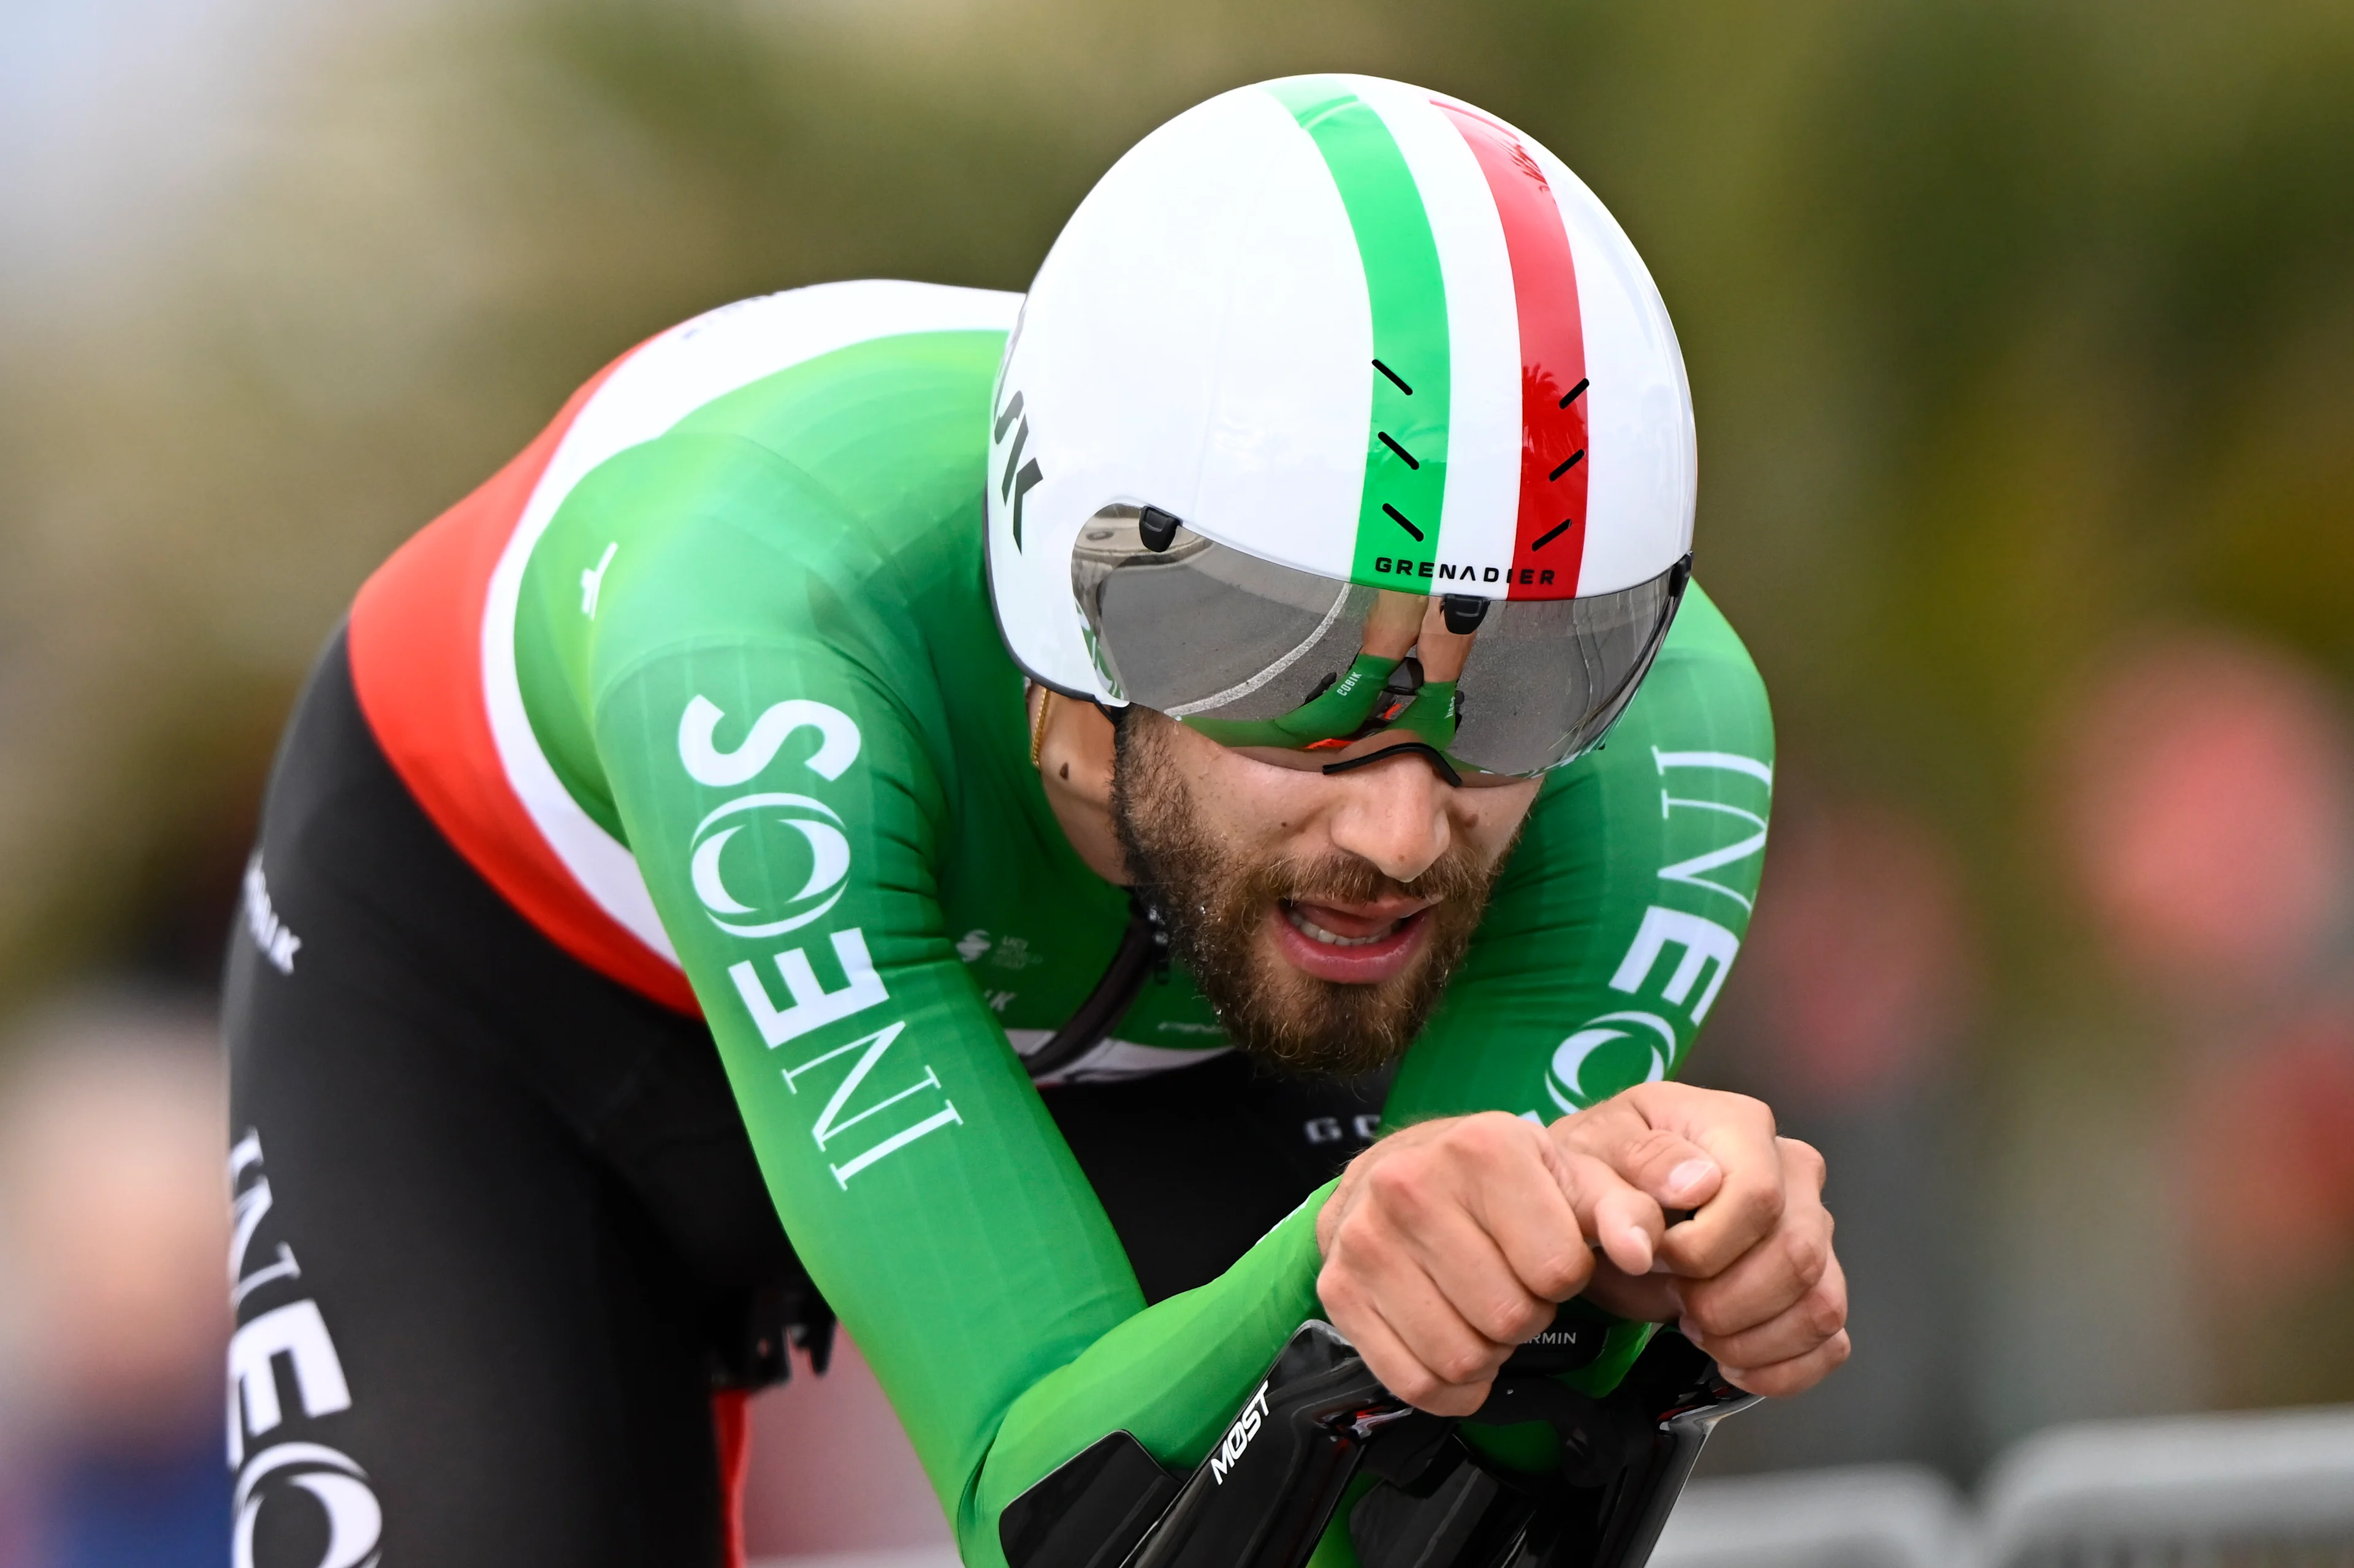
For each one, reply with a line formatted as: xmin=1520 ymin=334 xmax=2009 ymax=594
xmin=241 ymin=856 xmax=302 ymax=975
xmin=1609 ymin=907 xmax=1740 ymax=1022
xmin=780 ymin=1019 xmax=964 ymax=1187
xmin=680 ymin=695 xmax=861 ymax=786
xmin=729 ymin=927 xmax=889 ymax=1046
xmin=580 ymin=541 xmax=619 ymax=617
xmin=234 ymin=1445 xmax=382 ymax=1568
xmin=224 ymin=1133 xmax=384 ymax=1560
xmin=1650 ymin=748 xmax=1773 ymax=913
xmin=690 ymin=793 xmax=851 ymax=937
xmin=1546 ymin=1009 xmax=1679 ymax=1115
xmin=229 ymin=1301 xmax=351 ymax=1455
xmin=229 ymin=1169 xmax=301 ymax=1309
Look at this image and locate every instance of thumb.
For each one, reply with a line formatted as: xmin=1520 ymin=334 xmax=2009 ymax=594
xmin=1548 ymin=1148 xmax=1666 ymax=1277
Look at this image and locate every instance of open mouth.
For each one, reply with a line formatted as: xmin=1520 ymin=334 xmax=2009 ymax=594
xmin=1284 ymin=906 xmax=1403 ymax=947
xmin=1269 ymin=898 xmax=1431 ymax=984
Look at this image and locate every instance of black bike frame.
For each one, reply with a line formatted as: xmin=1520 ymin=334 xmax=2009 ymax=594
xmin=1001 ymin=1310 xmax=1758 ymax=1568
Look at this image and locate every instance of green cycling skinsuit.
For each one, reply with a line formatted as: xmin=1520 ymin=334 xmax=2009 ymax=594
xmin=220 ymin=281 xmax=1771 ymax=1568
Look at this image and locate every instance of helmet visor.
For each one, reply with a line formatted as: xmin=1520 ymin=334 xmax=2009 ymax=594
xmin=1070 ymin=508 xmax=1688 ymax=778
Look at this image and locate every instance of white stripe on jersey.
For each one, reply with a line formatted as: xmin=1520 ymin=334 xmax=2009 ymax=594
xmin=480 ymin=280 xmax=1026 ymax=966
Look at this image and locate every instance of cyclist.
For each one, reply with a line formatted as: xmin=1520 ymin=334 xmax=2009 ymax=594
xmin=223 ymin=74 xmax=1846 ymax=1568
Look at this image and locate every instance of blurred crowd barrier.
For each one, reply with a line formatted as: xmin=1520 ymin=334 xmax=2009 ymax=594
xmin=1663 ymin=1407 xmax=2354 ymax=1568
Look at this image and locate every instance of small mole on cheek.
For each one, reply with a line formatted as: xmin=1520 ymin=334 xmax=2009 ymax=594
xmin=1059 ymin=763 xmax=1070 ymax=780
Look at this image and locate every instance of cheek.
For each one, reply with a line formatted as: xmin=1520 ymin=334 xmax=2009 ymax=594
xmin=1459 ymin=785 xmax=1542 ymax=856
xmin=1186 ymin=759 xmax=1327 ymax=849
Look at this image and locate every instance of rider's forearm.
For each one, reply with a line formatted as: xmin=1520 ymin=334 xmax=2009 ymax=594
xmin=967 ymin=1185 xmax=1332 ymax=1562
xmin=593 ymin=632 xmax=1336 ymax=1568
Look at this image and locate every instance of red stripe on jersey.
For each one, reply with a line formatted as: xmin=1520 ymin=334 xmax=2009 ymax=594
xmin=349 ymin=347 xmax=701 ymax=1016
xmin=1435 ymin=104 xmax=1590 ymax=599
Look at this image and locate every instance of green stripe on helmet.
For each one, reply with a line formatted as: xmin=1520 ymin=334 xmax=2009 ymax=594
xmin=1265 ymin=77 xmax=1450 ymax=585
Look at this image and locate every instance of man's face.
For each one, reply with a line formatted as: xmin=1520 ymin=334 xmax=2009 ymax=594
xmin=1112 ymin=710 xmax=1542 ymax=1075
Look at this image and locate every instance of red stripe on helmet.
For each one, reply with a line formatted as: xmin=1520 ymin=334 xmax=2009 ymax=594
xmin=1434 ymin=103 xmax=1589 ymax=599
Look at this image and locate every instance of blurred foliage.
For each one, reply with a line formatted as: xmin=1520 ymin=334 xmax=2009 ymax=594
xmin=1 ymin=0 xmax=2350 ymax=1442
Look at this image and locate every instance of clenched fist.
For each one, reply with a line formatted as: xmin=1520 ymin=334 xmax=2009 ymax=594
xmin=1315 ymin=1084 xmax=1848 ymax=1414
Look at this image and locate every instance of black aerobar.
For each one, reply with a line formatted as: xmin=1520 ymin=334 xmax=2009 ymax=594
xmin=1002 ymin=1307 xmax=1756 ymax=1568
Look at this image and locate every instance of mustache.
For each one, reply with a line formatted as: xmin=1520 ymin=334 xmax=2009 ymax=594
xmin=1244 ymin=847 xmax=1492 ymax=911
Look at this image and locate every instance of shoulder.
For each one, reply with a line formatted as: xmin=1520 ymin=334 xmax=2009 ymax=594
xmin=1525 ymin=580 xmax=1770 ymax=813
xmin=1647 ymin=581 xmax=1765 ymax=701
xmin=524 ymin=283 xmax=1025 ymax=660
xmin=555 ymin=281 xmax=1021 ymax=493
xmin=1496 ymin=578 xmax=1773 ymax=904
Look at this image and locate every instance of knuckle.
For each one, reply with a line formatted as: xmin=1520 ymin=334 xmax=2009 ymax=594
xmin=1629 ymin=1128 xmax=1688 ymax=1173
xmin=1390 ymin=1367 xmax=1442 ymax=1406
xmin=1786 ymin=1230 xmax=1830 ymax=1289
xmin=1526 ymin=1250 xmax=1589 ymax=1301
xmin=1499 ymin=1295 xmax=1555 ymax=1343
xmin=1434 ymin=1346 xmax=1488 ymax=1385
xmin=1743 ymin=1173 xmax=1788 ymax=1228
xmin=1365 ymin=1159 xmax=1430 ymax=1213
xmin=1804 ymin=1288 xmax=1848 ymax=1339
xmin=1624 ymin=1080 xmax=1677 ymax=1113
xmin=1325 ymin=1222 xmax=1396 ymax=1277
xmin=1468 ymin=1112 xmax=1540 ymax=1163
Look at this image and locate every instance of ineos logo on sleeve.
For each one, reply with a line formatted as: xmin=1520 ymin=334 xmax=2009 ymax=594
xmin=690 ymin=794 xmax=851 ymax=937
xmin=679 ymin=695 xmax=861 ymax=786
xmin=1546 ymin=1010 xmax=1677 ymax=1115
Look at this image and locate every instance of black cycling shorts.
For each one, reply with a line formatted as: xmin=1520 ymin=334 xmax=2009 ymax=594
xmin=222 ymin=628 xmax=1384 ymax=1568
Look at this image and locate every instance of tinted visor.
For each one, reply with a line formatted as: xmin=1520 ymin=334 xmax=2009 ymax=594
xmin=1071 ymin=508 xmax=1688 ymax=778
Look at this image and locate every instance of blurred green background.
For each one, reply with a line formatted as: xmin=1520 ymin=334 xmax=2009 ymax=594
xmin=2 ymin=0 xmax=2351 ymax=1494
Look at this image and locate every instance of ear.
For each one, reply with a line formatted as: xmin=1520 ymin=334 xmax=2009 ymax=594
xmin=1029 ymin=685 xmax=1130 ymax=883
xmin=1052 ymin=697 xmax=1119 ymax=804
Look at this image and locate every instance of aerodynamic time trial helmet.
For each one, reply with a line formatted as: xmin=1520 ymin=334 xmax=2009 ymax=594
xmin=986 ymin=74 xmax=1696 ymax=780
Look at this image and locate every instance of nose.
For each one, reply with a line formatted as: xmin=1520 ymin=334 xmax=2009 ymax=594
xmin=1323 ymin=750 xmax=1455 ymax=885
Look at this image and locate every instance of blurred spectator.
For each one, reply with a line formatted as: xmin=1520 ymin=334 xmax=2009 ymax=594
xmin=1733 ymin=801 xmax=1975 ymax=1105
xmin=2051 ymin=633 xmax=2354 ymax=1407
xmin=0 ymin=1000 xmax=229 ymax=1568
xmin=1689 ymin=794 xmax=1979 ymax=1476
xmin=2055 ymin=633 xmax=2354 ymax=1006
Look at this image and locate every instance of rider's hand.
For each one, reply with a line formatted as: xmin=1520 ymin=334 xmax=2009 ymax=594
xmin=1314 ymin=1111 xmax=1666 ymax=1417
xmin=1552 ymin=1083 xmax=1850 ymax=1398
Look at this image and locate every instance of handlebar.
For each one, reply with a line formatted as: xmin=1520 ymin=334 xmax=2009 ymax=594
xmin=1001 ymin=1309 xmax=1758 ymax=1568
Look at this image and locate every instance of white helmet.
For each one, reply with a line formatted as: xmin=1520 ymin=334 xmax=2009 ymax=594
xmin=986 ymin=74 xmax=1696 ymax=778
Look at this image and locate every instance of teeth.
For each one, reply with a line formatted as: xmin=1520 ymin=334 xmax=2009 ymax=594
xmin=1286 ymin=905 xmax=1396 ymax=948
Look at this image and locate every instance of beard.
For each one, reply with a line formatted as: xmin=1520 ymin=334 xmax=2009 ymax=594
xmin=1111 ymin=710 xmax=1509 ymax=1076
